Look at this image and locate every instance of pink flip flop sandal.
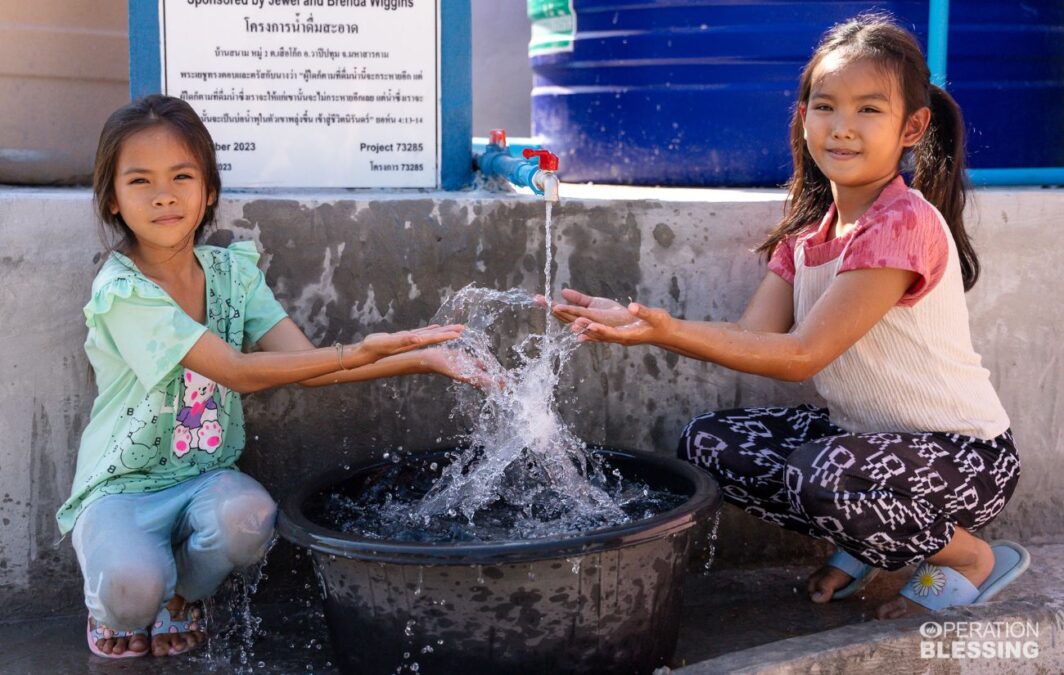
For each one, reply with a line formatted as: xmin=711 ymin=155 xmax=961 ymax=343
xmin=86 ymin=614 xmax=149 ymax=659
xmin=151 ymin=601 xmax=208 ymax=656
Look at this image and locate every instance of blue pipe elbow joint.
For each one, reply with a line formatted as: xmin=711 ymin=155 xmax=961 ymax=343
xmin=478 ymin=144 xmax=543 ymax=192
xmin=474 ymin=130 xmax=560 ymax=201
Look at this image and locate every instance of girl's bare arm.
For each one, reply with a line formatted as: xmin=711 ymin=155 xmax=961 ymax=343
xmin=252 ymin=318 xmax=492 ymax=388
xmin=573 ymin=267 xmax=917 ymax=381
xmin=549 ymin=272 xmax=795 ymax=359
xmin=179 ymin=318 xmax=463 ymax=393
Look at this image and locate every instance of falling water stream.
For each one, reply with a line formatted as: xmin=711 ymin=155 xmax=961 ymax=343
xmin=543 ymin=201 xmax=554 ymax=309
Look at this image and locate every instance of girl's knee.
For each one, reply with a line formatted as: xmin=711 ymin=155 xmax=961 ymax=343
xmin=678 ymin=412 xmax=733 ymax=465
xmin=94 ymin=565 xmax=168 ymax=628
xmin=218 ymin=490 xmax=277 ymax=566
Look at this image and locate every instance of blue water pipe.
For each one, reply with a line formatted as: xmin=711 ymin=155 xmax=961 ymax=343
xmin=927 ymin=0 xmax=1064 ymax=186
xmin=474 ymin=130 xmax=560 ymax=202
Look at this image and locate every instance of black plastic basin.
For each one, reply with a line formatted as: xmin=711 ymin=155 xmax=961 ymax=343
xmin=277 ymin=448 xmax=721 ymax=674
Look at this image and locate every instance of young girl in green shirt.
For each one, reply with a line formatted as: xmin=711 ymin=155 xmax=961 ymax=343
xmin=60 ymin=95 xmax=482 ymax=659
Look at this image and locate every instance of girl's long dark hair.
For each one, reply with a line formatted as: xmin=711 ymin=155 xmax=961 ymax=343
xmin=758 ymin=13 xmax=979 ymax=290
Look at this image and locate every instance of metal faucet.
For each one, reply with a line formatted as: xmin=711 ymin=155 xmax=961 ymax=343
xmin=526 ymin=149 xmax=560 ymax=203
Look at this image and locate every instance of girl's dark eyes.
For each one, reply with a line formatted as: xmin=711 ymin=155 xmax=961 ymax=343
xmin=126 ymin=174 xmax=196 ymax=184
xmin=811 ymin=104 xmax=880 ymax=113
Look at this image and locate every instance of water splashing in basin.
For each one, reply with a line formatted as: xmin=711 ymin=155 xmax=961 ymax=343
xmin=319 ymin=284 xmax=684 ymax=542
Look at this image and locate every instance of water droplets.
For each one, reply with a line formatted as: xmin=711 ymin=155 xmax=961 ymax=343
xmin=201 ymin=538 xmax=275 ymax=672
xmin=703 ymin=509 xmax=722 ymax=575
xmin=568 ymin=556 xmax=583 ymax=575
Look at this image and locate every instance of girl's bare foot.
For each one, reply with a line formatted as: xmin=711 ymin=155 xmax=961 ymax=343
xmin=806 ymin=564 xmax=857 ymax=603
xmin=151 ymin=594 xmax=207 ymax=656
xmin=89 ymin=616 xmax=150 ymax=656
xmin=875 ymin=532 xmax=995 ymax=620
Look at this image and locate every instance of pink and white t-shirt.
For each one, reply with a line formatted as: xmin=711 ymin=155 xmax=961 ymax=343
xmin=763 ymin=175 xmax=1009 ymax=439
xmin=768 ymin=175 xmax=948 ymax=306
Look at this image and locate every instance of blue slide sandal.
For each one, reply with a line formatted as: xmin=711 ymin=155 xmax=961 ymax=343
xmin=824 ymin=548 xmax=881 ymax=600
xmin=900 ymin=540 xmax=1030 ymax=611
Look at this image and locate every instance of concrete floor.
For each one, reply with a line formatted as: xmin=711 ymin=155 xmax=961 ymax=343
xmin=3 ymin=544 xmax=1061 ymax=674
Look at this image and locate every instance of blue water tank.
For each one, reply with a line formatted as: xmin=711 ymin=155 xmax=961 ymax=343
xmin=948 ymin=2 xmax=1064 ymax=171
xmin=528 ymin=1 xmax=1064 ymax=186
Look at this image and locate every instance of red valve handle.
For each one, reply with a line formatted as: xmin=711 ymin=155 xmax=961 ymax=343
xmin=522 ymin=148 xmax=559 ymax=171
xmin=488 ymin=129 xmax=507 ymax=146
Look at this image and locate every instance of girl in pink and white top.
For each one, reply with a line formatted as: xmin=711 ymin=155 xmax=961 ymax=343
xmin=548 ymin=14 xmax=1026 ymax=619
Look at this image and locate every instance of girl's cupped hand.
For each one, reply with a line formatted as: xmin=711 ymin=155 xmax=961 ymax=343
xmin=418 ymin=347 xmax=508 ymax=390
xmin=571 ymin=302 xmax=675 ymax=346
xmin=536 ymin=288 xmax=639 ymax=327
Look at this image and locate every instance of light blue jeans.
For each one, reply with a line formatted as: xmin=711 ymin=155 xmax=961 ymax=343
xmin=72 ymin=469 xmax=276 ymax=630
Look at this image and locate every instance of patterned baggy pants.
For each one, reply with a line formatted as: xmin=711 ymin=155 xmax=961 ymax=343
xmin=677 ymin=405 xmax=1020 ymax=570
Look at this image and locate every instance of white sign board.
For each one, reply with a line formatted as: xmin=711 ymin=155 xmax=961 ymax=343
xmin=161 ymin=0 xmax=439 ymax=188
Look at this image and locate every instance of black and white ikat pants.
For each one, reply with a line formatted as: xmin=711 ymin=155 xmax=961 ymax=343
xmin=677 ymin=405 xmax=1021 ymax=571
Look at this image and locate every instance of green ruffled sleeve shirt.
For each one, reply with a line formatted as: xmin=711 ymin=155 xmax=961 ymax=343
xmin=56 ymin=241 xmax=287 ymax=535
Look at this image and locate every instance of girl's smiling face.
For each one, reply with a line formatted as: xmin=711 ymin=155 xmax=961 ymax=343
xmin=110 ymin=124 xmax=216 ymax=257
xmin=801 ymin=54 xmax=929 ymax=190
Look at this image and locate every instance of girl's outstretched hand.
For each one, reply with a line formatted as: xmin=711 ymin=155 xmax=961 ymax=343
xmin=419 ymin=347 xmax=508 ymax=390
xmin=571 ymin=302 xmax=674 ymax=346
xmin=361 ymin=324 xmax=464 ymax=359
xmin=537 ymin=288 xmax=640 ymax=327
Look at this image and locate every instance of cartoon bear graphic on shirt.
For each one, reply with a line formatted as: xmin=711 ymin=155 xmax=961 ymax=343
xmin=172 ymin=369 xmax=223 ymax=457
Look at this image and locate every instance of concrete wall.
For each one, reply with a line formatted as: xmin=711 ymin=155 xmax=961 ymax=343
xmin=1 ymin=186 xmax=1061 ymax=618
xmin=472 ymin=2 xmax=533 ymax=137
xmin=0 ymin=0 xmax=129 ymax=184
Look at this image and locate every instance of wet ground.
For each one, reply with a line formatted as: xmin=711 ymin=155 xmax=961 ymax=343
xmin=5 ymin=543 xmax=1058 ymax=674
xmin=672 ymin=563 xmax=911 ymax=667
xmin=5 ymin=602 xmax=334 ymax=674
xmin=2 ymin=561 xmax=910 ymax=674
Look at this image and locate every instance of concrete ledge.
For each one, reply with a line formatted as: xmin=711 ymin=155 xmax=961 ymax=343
xmin=681 ymin=602 xmax=1062 ymax=674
